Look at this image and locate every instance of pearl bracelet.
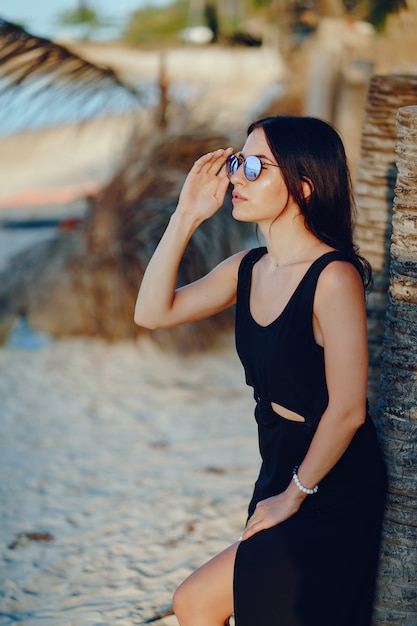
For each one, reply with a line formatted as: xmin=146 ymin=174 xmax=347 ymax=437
xmin=292 ymin=466 xmax=318 ymax=495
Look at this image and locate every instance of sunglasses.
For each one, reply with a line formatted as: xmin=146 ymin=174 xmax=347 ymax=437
xmin=226 ymin=154 xmax=280 ymax=182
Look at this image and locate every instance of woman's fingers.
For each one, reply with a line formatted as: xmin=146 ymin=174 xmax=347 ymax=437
xmin=194 ymin=148 xmax=233 ymax=176
xmin=176 ymin=147 xmax=233 ymax=219
xmin=241 ymin=520 xmax=266 ymax=541
xmin=240 ymin=493 xmax=302 ymax=541
xmin=241 ymin=510 xmax=266 ymax=540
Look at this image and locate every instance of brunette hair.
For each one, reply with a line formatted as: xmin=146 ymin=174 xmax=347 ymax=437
xmin=248 ymin=115 xmax=372 ymax=290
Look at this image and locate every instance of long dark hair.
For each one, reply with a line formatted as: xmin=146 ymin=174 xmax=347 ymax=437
xmin=248 ymin=115 xmax=372 ymax=291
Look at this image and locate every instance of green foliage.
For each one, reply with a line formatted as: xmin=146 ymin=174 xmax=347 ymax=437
xmin=122 ymin=0 xmax=408 ymax=47
xmin=123 ymin=0 xmax=282 ymax=46
xmin=124 ymin=0 xmax=189 ymax=46
xmin=58 ymin=6 xmax=100 ymax=26
xmin=366 ymin=0 xmax=407 ymax=32
xmin=9 ymin=20 xmax=28 ymax=31
xmin=341 ymin=0 xmax=407 ymax=31
xmin=205 ymin=3 xmax=219 ymax=42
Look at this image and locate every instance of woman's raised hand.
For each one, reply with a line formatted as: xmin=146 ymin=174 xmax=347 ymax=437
xmin=176 ymin=148 xmax=234 ymax=222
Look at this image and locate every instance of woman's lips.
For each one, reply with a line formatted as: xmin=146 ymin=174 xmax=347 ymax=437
xmin=232 ymin=192 xmax=246 ymax=203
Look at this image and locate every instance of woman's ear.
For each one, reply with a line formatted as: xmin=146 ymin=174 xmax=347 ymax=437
xmin=301 ymin=177 xmax=314 ymax=200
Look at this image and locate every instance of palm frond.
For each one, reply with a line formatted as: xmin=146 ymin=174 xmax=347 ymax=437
xmin=0 ymin=18 xmax=147 ymax=132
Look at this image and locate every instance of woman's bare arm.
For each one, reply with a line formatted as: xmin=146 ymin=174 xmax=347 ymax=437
xmin=242 ymin=261 xmax=369 ymax=538
xmin=134 ymin=148 xmax=246 ymax=329
xmin=290 ymin=260 xmax=368 ymax=483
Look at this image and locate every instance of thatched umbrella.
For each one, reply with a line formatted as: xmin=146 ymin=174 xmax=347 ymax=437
xmin=0 ymin=19 xmax=252 ymax=352
xmin=0 ymin=18 xmax=145 ymax=126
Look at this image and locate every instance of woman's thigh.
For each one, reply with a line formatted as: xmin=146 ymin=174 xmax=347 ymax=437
xmin=173 ymin=541 xmax=240 ymax=626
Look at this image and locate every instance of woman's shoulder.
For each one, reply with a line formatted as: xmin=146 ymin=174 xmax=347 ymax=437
xmin=211 ymin=249 xmax=251 ymax=283
xmin=313 ymin=257 xmax=367 ymax=348
xmin=215 ymin=247 xmax=266 ymax=287
xmin=221 ymin=247 xmax=266 ymax=270
xmin=316 ymin=256 xmax=365 ymax=301
xmin=236 ymin=246 xmax=267 ymax=275
xmin=238 ymin=246 xmax=267 ymax=265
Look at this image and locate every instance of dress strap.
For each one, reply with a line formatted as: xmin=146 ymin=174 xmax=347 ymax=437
xmin=236 ymin=247 xmax=266 ymax=305
xmin=238 ymin=247 xmax=267 ymax=276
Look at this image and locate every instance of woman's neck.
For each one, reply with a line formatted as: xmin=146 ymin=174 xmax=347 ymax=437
xmin=259 ymin=214 xmax=327 ymax=269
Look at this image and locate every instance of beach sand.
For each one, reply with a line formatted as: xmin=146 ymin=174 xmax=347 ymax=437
xmin=0 ymin=336 xmax=257 ymax=625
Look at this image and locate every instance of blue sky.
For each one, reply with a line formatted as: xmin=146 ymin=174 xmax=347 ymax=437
xmin=2 ymin=0 xmax=173 ymax=39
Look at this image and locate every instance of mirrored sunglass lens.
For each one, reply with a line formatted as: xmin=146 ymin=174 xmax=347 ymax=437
xmin=244 ymin=156 xmax=261 ymax=181
xmin=226 ymin=155 xmax=239 ymax=177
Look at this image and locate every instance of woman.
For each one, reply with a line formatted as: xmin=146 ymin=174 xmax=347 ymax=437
xmin=134 ymin=115 xmax=387 ymax=626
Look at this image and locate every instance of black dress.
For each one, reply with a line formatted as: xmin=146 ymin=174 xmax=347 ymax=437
xmin=233 ymin=247 xmax=387 ymax=626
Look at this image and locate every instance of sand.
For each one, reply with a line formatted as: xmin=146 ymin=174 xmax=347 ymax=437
xmin=0 ymin=336 xmax=258 ymax=625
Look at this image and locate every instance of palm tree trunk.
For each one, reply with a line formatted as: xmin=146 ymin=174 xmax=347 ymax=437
xmin=354 ymin=74 xmax=417 ymax=415
xmin=373 ymin=105 xmax=417 ymax=625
